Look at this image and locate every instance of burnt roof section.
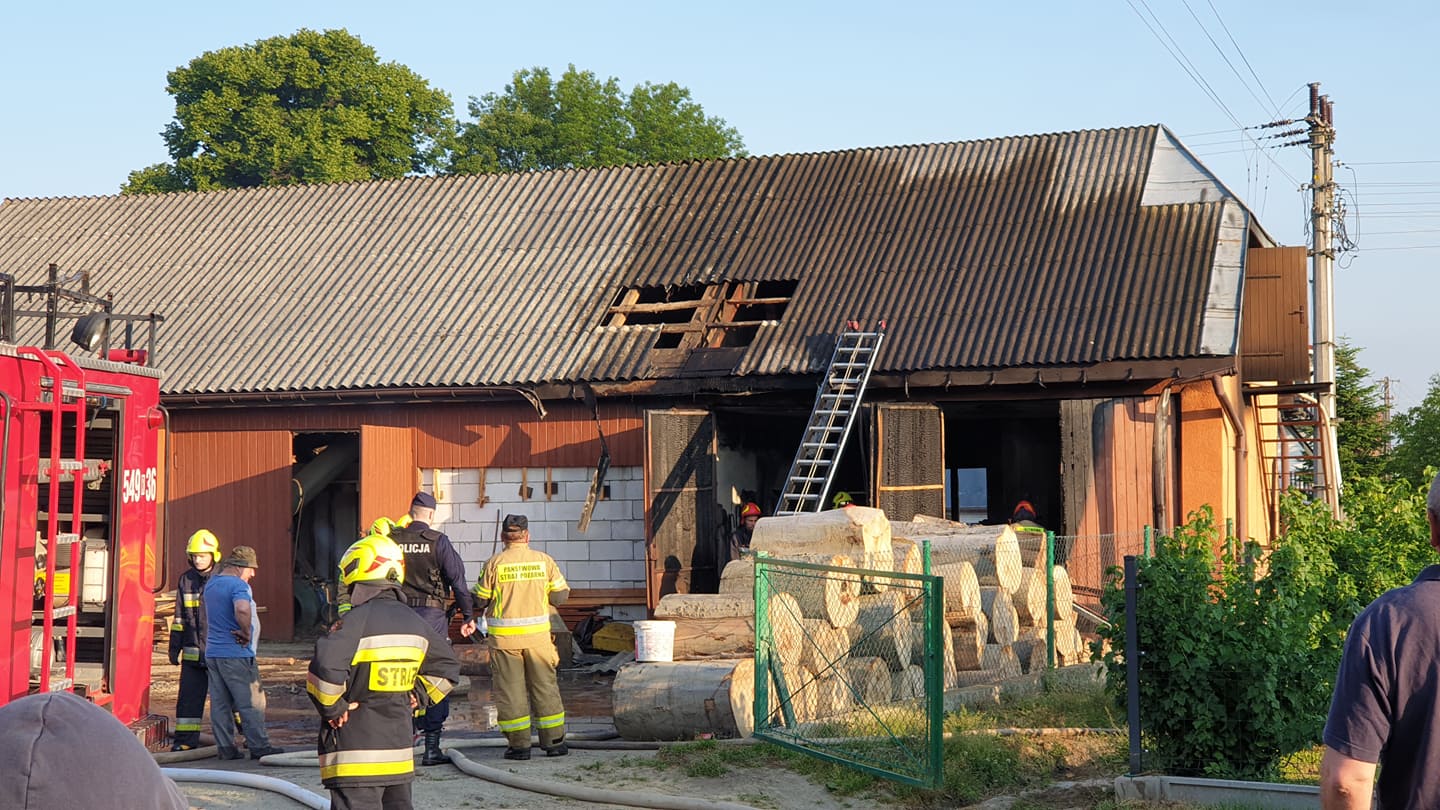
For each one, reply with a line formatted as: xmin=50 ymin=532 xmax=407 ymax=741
xmin=0 ymin=124 xmax=1249 ymax=396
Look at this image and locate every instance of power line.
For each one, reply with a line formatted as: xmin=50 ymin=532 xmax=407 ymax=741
xmin=1122 ymin=0 xmax=1301 ymax=188
xmin=1205 ymin=0 xmax=1281 ymax=113
xmin=1342 ymin=160 xmax=1440 ymax=166
xmin=1181 ymin=0 xmax=1278 ymax=116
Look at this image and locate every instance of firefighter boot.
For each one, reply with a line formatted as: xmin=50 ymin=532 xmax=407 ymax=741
xmin=421 ymin=730 xmax=447 ymax=766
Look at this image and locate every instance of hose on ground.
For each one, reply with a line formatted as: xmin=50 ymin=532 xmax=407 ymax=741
xmin=258 ymin=731 xmax=751 ymax=767
xmin=161 ymin=767 xmax=329 ymax=810
xmin=446 ymin=747 xmax=759 ymax=810
xmin=153 ymin=745 xmax=219 ymax=764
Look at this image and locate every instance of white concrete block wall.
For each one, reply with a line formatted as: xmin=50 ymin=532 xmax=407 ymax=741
xmin=421 ymin=466 xmax=647 ymax=591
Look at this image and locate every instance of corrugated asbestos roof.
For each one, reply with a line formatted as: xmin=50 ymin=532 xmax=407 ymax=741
xmin=0 ymin=124 xmax=1247 ymax=396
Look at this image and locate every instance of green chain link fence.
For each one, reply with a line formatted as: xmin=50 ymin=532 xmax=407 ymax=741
xmin=752 ymin=553 xmax=944 ymax=788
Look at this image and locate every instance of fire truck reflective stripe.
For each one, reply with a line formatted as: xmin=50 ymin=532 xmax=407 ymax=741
xmin=181 ymin=648 xmax=201 ymax=661
xmin=418 ymin=673 xmax=453 ymax=704
xmin=182 ymin=595 xmax=201 ymax=607
xmin=498 ymin=715 xmax=531 ymax=732
xmin=318 ymin=748 xmax=415 ymax=780
xmin=175 ymin=718 xmax=203 ymax=732
xmin=536 ymin=711 xmax=565 ymax=729
xmin=306 ymin=673 xmax=346 ymax=706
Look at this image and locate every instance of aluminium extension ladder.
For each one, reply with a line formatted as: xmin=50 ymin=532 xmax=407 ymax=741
xmin=775 ymin=321 xmax=885 ymax=515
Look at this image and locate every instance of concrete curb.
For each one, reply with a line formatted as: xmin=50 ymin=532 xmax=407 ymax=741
xmin=1114 ymin=775 xmax=1323 ymax=808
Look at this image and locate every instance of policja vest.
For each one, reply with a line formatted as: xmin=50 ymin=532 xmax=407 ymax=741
xmin=391 ymin=524 xmax=447 ymax=609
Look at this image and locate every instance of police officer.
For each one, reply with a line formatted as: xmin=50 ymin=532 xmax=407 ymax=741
xmin=308 ymin=534 xmax=460 ymax=810
xmin=461 ymin=514 xmax=570 ymax=760
xmin=389 ymin=491 xmax=473 ymax=765
xmin=168 ymin=529 xmax=220 ymax=751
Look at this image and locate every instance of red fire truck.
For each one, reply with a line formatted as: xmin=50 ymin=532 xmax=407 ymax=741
xmin=0 ymin=271 xmax=166 ymax=737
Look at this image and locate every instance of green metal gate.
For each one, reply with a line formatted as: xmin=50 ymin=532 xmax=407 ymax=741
xmin=753 ymin=553 xmax=944 ymax=788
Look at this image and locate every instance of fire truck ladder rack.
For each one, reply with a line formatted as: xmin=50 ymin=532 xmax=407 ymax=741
xmin=19 ymin=347 xmax=89 ymax=696
xmin=775 ymin=321 xmax=885 ymax=516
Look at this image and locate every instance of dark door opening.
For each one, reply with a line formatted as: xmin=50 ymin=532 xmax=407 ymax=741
xmin=942 ymin=401 xmax=1062 ymax=532
xmin=290 ymin=432 xmax=359 ymax=634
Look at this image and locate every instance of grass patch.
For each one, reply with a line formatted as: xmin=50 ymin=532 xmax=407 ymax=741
xmin=948 ymin=682 xmax=1123 ymax=732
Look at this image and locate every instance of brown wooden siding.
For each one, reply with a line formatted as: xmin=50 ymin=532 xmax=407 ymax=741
xmin=168 ymin=400 xmax=644 ymax=467
xmin=360 ymin=425 xmax=417 ymax=528
xmin=1060 ymin=397 xmax=1156 ymax=607
xmin=167 ymin=430 xmax=294 ymax=639
xmin=1240 ymin=246 xmax=1309 ymax=384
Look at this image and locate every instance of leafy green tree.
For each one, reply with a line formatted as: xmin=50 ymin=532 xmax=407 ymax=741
xmin=1334 ymin=340 xmax=1391 ymax=480
xmin=1389 ymin=375 xmax=1440 ymax=487
xmin=123 ymin=29 xmax=454 ymax=194
xmin=449 ymin=65 xmax=745 ymax=174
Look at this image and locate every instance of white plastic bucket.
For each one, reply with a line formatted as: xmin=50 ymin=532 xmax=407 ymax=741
xmin=633 ymin=620 xmax=676 ymax=662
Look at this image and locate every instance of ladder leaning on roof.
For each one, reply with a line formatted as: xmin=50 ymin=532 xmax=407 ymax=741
xmin=775 ymin=321 xmax=885 ymax=516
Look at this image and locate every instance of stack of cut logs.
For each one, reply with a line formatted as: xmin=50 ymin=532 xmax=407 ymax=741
xmin=611 ymin=507 xmax=1085 ymax=741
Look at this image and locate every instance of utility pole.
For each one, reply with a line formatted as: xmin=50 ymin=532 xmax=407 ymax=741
xmin=1308 ymin=82 xmax=1339 ymax=513
xmin=1381 ymin=377 xmax=1395 ymax=452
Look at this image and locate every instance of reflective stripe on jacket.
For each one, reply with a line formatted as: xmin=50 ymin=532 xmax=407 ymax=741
xmin=306 ymin=587 xmax=460 ymax=788
xmin=472 ymin=544 xmax=569 ymax=650
xmin=168 ymin=566 xmax=211 ymax=663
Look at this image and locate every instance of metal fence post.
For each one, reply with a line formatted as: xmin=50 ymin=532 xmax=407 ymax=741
xmin=1124 ymin=554 xmax=1142 ymax=775
xmin=753 ymin=551 xmax=771 ymax=731
xmin=1045 ymin=530 xmax=1056 ymax=669
xmin=923 ymin=572 xmax=944 ymax=787
xmin=922 ymin=538 xmax=932 ymax=576
xmin=1143 ymin=524 xmax=1151 ymax=558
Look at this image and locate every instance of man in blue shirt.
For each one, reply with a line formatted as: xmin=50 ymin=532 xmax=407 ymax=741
xmin=203 ymin=545 xmax=284 ymax=761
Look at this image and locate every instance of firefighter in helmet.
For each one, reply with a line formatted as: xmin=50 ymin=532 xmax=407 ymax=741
xmin=167 ymin=529 xmax=220 ymax=751
xmin=729 ymin=502 xmax=762 ymax=560
xmin=462 ymin=514 xmax=570 ymax=760
xmin=308 ymin=533 xmax=460 ymax=807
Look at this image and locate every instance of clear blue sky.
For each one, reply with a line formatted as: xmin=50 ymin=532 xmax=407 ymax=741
xmin=3 ymin=1 xmax=1435 ymax=409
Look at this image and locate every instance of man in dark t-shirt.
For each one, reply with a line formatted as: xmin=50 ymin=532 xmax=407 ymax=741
xmin=1320 ymin=471 xmax=1440 ymax=809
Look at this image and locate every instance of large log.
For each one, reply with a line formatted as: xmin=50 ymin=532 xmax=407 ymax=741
xmin=845 ymin=656 xmax=892 ymax=705
xmin=911 ymin=617 xmax=959 ymax=690
xmin=751 ymin=506 xmax=893 ymax=564
xmin=613 ymin=660 xmax=754 ymax=740
xmin=980 ymin=587 xmax=1019 ymax=646
xmin=893 ymin=524 xmax=1021 ymax=593
xmin=890 ymin=537 xmax=923 ymax=576
xmin=800 ymin=618 xmax=852 ymax=680
xmin=769 ymin=591 xmax=806 ymax=660
xmin=952 ymin=615 xmax=986 ymax=671
xmin=1014 ymin=529 xmax=1048 ymax=568
xmin=655 ymin=593 xmax=753 ymax=618
xmin=718 ymin=558 xmax=754 ymax=596
xmin=1012 ymin=567 xmax=1048 ymax=626
xmin=811 ymin=671 xmax=855 ymax=718
xmin=891 ymin=664 xmax=925 ymax=701
xmin=669 ymin=616 xmax=756 ymax=659
xmin=1052 ymin=566 xmax=1075 ymax=620
xmin=770 ymin=657 xmax=817 ymax=722
xmin=1013 ymin=637 xmax=1048 ymax=674
xmin=980 ymin=644 xmax=1022 ymax=678
xmin=789 ymin=554 xmax=861 ymax=628
xmin=936 ymin=561 xmax=982 ymax=623
xmin=850 ymin=591 xmax=913 ymax=671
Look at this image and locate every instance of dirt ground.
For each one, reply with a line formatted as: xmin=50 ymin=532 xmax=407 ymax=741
xmin=149 ymin=641 xmax=1132 ymax=810
xmin=151 ymin=642 xmax=878 ymax=810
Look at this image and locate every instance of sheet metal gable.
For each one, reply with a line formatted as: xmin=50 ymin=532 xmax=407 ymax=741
xmin=0 ymin=124 xmax=1244 ymax=395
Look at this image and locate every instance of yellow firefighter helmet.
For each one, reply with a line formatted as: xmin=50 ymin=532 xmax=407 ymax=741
xmin=338 ymin=534 xmax=406 ymax=588
xmin=186 ymin=529 xmax=221 ymax=562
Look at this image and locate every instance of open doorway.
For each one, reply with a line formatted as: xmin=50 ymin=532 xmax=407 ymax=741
xmin=942 ymin=401 xmax=1062 ymax=532
xmin=290 ymin=432 xmax=359 ymax=633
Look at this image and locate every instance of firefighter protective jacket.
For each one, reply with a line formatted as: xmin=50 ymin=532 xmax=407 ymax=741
xmin=168 ymin=566 xmax=211 ymax=664
xmin=473 ymin=543 xmax=569 ymax=651
xmin=306 ymin=585 xmax=460 ymax=787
